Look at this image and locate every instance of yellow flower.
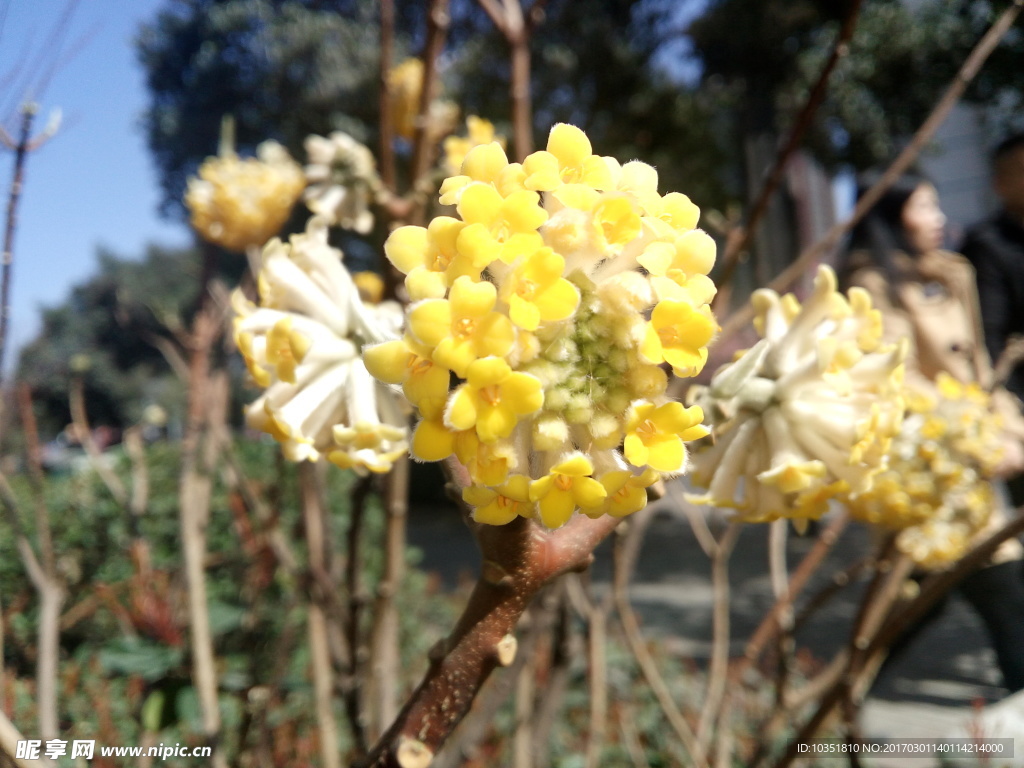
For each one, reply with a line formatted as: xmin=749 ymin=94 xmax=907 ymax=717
xmin=456 ymin=183 xmax=547 ymax=267
xmin=641 ymin=192 xmax=701 ymax=235
xmin=499 ymin=247 xmax=580 ymax=330
xmin=529 ymin=453 xmax=608 ymax=528
xmin=445 ymin=357 xmax=544 ymax=442
xmin=438 ymin=141 xmax=526 ymax=206
xmin=407 ymin=276 xmax=516 ymax=376
xmin=444 ymin=116 xmax=506 ymax=175
xmin=523 ymin=124 xmax=613 ymax=192
xmin=185 ymin=140 xmax=305 ymax=252
xmin=624 ymin=401 xmax=709 ymax=473
xmin=389 ymin=58 xmax=423 ymax=140
xmin=463 ymin=475 xmax=533 ymax=525
xmin=363 ymin=336 xmax=450 ymax=407
xmin=597 ymin=468 xmax=660 ymax=517
xmin=639 ymin=229 xmax=717 ymax=303
xmin=641 ymin=299 xmax=717 ymax=377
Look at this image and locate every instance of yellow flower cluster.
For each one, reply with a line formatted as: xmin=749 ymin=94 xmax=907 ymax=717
xmin=688 ymin=266 xmax=906 ymax=527
xmin=443 ymin=117 xmax=506 ymax=176
xmin=847 ymin=374 xmax=1004 ymax=568
xmin=185 ymin=141 xmax=305 ymax=252
xmin=366 ymin=124 xmax=716 ymax=528
xmin=234 ymin=217 xmax=408 ymax=474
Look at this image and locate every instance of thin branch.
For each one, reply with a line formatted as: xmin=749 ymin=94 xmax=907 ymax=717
xmin=731 ymin=512 xmax=849 ymax=681
xmin=712 ymin=0 xmax=863 ymax=311
xmin=366 ymin=455 xmax=410 ymax=740
xmin=341 ymin=474 xmax=373 ymax=756
xmin=68 ymin=374 xmax=128 ymax=506
xmin=0 ymin=707 xmax=57 ymax=767
xmin=378 ymin=0 xmax=397 ymax=191
xmin=613 ymin=507 xmax=708 ymax=768
xmin=178 ymin=271 xmax=228 ymax=768
xmin=300 ymin=462 xmax=342 ymax=768
xmin=0 ymin=105 xmax=34 ymax=386
xmin=715 ymin=0 xmax=1024 ymax=345
xmin=15 ymin=385 xmax=62 ymax=742
xmin=697 ymin=523 xmax=740 ymax=751
xmin=409 ymin=0 xmax=451 ymax=200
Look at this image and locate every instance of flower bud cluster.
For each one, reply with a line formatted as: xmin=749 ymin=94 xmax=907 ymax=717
xmin=688 ymin=266 xmax=906 ymax=527
xmin=233 ymin=217 xmax=408 ymax=474
xmin=185 ymin=141 xmax=305 ymax=252
xmin=848 ymin=374 xmax=1003 ymax=568
xmin=366 ymin=124 xmax=716 ymax=528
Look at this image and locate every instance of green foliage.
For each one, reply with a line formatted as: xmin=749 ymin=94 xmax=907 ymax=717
xmin=0 ymin=439 xmax=460 ymax=762
xmin=137 ymin=0 xmax=392 ymax=217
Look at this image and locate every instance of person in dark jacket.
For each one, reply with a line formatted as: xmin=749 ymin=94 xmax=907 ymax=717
xmin=962 ymin=133 xmax=1024 ymax=505
xmin=962 ymin=133 xmax=1024 ymax=401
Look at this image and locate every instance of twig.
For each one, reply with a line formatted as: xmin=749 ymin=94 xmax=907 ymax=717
xmin=68 ymin=374 xmax=128 ymax=506
xmin=0 ymin=707 xmax=57 ymax=767
xmin=512 ymin=643 xmax=535 ymax=768
xmin=409 ymin=0 xmax=451 ymax=197
xmin=299 ymin=462 xmax=341 ymax=768
xmin=360 ymin=456 xmax=620 ymax=768
xmin=712 ymin=0 xmax=863 ymax=311
xmin=530 ymin=586 xmax=572 ymax=768
xmin=341 ymin=474 xmax=373 ymax=755
xmin=670 ymin=482 xmax=718 ymax=558
xmin=15 ymin=385 xmax=62 ymax=742
xmin=378 ymin=0 xmax=397 ymax=191
xmin=613 ymin=506 xmax=709 ymax=768
xmin=0 ymin=105 xmax=35 ymax=387
xmin=732 ymin=512 xmax=848 ymax=681
xmin=366 ymin=455 xmax=409 ymax=740
xmin=177 ymin=255 xmax=228 ymax=768
xmin=619 ymin=702 xmax=648 ymax=768
xmin=697 ymin=523 xmax=741 ymax=751
xmin=715 ymin=0 xmax=1024 ymax=346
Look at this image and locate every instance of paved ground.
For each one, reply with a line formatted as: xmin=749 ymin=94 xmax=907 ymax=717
xmin=408 ymin=489 xmax=1024 ymax=766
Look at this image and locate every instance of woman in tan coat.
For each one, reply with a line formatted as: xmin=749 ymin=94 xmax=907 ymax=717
xmin=839 ymin=171 xmax=1024 ymax=693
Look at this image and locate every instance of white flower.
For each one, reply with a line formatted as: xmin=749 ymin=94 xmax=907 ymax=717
xmin=303 ymin=132 xmax=381 ymax=234
xmin=235 ymin=217 xmax=407 ymax=473
xmin=688 ymin=265 xmax=906 ymax=526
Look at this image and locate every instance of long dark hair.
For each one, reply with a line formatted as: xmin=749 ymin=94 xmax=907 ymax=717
xmin=838 ymin=170 xmax=932 ymax=296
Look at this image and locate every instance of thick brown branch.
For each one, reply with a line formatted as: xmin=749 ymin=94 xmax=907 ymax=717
xmin=362 ymin=506 xmax=618 ymax=767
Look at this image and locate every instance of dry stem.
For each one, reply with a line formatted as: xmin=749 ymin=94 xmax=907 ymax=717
xmin=299 ymin=463 xmax=342 ymax=768
xmin=366 ymin=455 xmax=410 ymax=739
xmin=613 ymin=506 xmax=708 ymax=768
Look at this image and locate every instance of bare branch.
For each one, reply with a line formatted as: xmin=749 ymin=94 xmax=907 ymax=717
xmin=300 ymin=463 xmax=342 ymax=768
xmin=613 ymin=507 xmax=708 ymax=768
xmin=716 ymin=0 xmax=1024 ymax=344
xmin=712 ymin=0 xmax=863 ymax=310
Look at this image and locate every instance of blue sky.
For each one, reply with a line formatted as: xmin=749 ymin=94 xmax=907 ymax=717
xmin=2 ymin=0 xmax=189 ymax=369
